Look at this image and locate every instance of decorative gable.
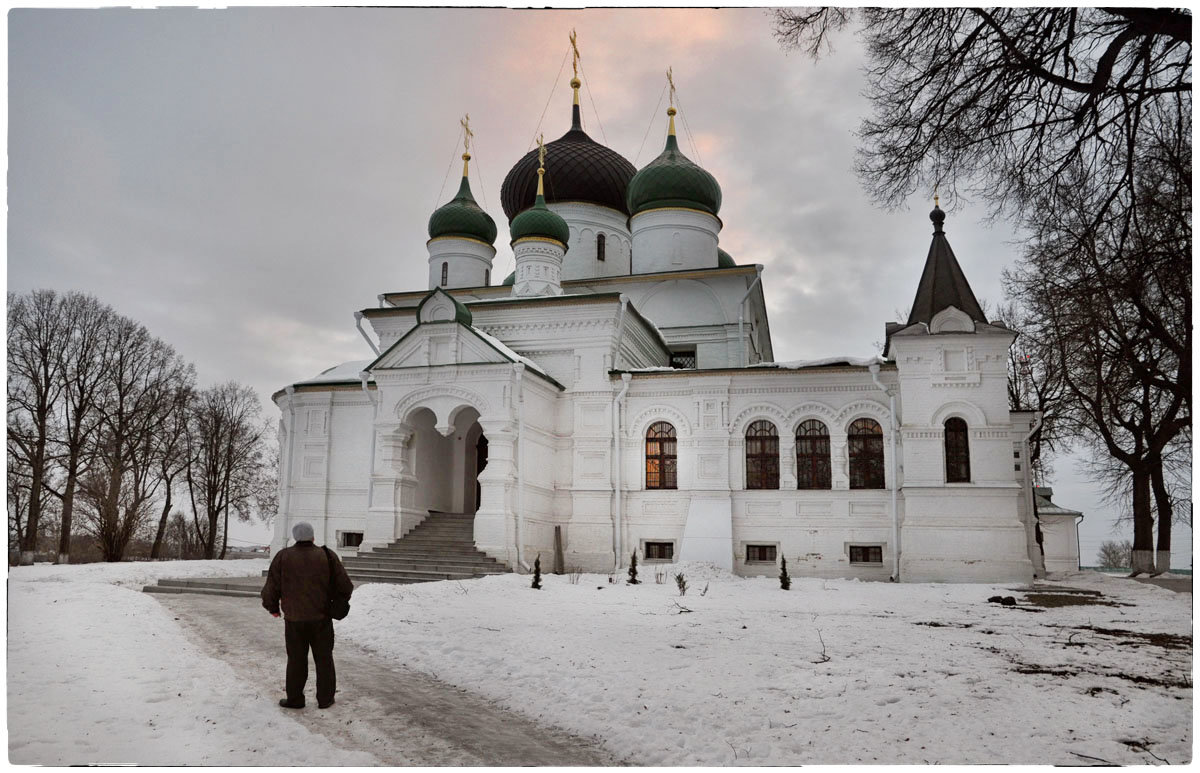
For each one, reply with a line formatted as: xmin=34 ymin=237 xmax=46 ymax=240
xmin=929 ymin=306 xmax=976 ymax=334
xmin=369 ymin=323 xmax=511 ymax=370
xmin=415 ymin=287 xmax=472 ymax=326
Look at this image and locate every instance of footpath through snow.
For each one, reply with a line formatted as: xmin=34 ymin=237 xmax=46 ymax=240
xmin=7 ymin=559 xmax=1193 ymax=765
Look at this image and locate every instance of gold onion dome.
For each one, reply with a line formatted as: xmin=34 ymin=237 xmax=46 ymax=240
xmin=627 ymin=106 xmax=721 ymax=217
xmin=428 ymin=152 xmax=498 ymax=244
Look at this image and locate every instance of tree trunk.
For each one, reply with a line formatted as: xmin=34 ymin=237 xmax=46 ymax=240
xmin=1150 ymin=453 xmax=1172 ymax=576
xmin=219 ymin=505 xmax=229 ymax=560
xmin=56 ymin=464 xmax=79 ymax=565
xmin=1129 ymin=465 xmax=1157 ymax=575
xmin=20 ymin=437 xmax=48 ymax=565
xmin=150 ymin=484 xmax=172 ymax=559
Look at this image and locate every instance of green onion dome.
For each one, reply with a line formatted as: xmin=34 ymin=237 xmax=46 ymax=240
xmin=717 ymin=248 xmax=736 ymax=268
xmin=427 ymin=156 xmax=498 ymax=244
xmin=509 ymin=170 xmax=570 ymax=247
xmin=627 ymin=108 xmax=722 ymax=217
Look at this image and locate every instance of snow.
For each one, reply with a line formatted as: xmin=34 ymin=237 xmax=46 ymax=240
xmin=8 ymin=560 xmax=380 ymax=765
xmin=298 ymin=359 xmax=373 ymax=385
xmin=7 ymin=561 xmax=1191 ymax=765
xmin=749 ymin=355 xmax=887 ymax=370
xmin=470 ymin=326 xmax=553 ymax=381
xmin=340 ymin=568 xmax=1191 ymax=765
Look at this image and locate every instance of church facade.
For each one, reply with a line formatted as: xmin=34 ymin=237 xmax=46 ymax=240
xmin=270 ymin=72 xmax=1048 ymax=583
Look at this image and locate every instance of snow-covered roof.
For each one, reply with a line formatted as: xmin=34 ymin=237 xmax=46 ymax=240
xmin=297 ymin=360 xmax=374 ymax=385
xmin=750 ymin=355 xmax=887 ymax=370
xmin=469 ymin=327 xmax=553 ymax=382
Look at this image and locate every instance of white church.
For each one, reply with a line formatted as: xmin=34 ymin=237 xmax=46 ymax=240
xmin=270 ymin=62 xmax=1079 ymax=583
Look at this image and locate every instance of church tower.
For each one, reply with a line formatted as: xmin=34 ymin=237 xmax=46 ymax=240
xmin=888 ymin=201 xmax=1033 ymax=582
xmin=509 ymin=138 xmax=570 ymax=297
xmin=626 ymin=70 xmax=722 ymax=274
xmin=426 ymin=117 xmax=498 ymax=290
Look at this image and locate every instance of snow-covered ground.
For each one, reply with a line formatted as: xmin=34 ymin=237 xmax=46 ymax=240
xmin=7 ymin=559 xmax=1192 ymax=765
xmin=340 ymin=564 xmax=1191 ymax=765
xmin=8 ymin=559 xmax=381 ymax=766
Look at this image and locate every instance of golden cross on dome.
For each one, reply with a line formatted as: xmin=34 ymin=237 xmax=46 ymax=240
xmin=537 ymin=134 xmax=546 ymax=170
xmin=460 ymin=114 xmax=473 ymax=156
xmin=934 ymin=182 xmax=939 ymax=207
xmin=570 ymin=29 xmax=580 ymax=79
xmin=667 ymin=66 xmax=676 ymax=108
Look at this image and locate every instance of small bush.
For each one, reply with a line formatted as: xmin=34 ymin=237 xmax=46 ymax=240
xmin=567 ymin=567 xmax=583 ymax=585
xmin=531 ymin=554 xmax=542 ymax=590
xmin=779 ymin=554 xmax=791 ymax=590
xmin=654 ymin=568 xmax=667 ymax=584
xmin=674 ymin=572 xmax=688 ymax=596
xmin=627 ymin=550 xmax=640 ymax=585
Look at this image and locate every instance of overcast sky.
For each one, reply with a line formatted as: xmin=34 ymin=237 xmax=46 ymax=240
xmin=8 ymin=7 xmax=1189 ymax=564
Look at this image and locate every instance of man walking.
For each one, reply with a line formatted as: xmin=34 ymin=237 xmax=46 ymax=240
xmin=261 ymin=522 xmax=354 ymax=709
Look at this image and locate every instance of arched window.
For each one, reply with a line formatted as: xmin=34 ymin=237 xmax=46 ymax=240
xmin=745 ymin=420 xmax=779 ymax=489
xmin=484 ymin=269 xmax=490 ymax=286
xmin=440 ymin=262 xmax=448 ymax=287
xmin=796 ymin=419 xmax=831 ymax=490
xmin=848 ymin=418 xmax=885 ymax=489
xmin=597 ymin=233 xmax=606 ymax=262
xmin=645 ymin=422 xmax=677 ymax=490
xmin=944 ymin=417 xmax=971 ymax=482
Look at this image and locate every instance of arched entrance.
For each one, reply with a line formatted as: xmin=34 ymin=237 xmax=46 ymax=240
xmin=405 ymin=405 xmax=487 ymax=516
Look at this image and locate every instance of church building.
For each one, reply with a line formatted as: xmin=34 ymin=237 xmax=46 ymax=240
xmin=270 ymin=57 xmax=1052 ymax=583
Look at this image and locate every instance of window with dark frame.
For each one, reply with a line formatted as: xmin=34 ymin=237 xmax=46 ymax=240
xmin=669 ymin=351 xmax=697 ymax=369
xmin=848 ymin=418 xmax=885 ymax=489
xmin=849 ymin=545 xmax=884 ymax=564
xmin=746 ymin=544 xmax=777 ymax=562
xmin=745 ymin=420 xmax=780 ymax=489
xmin=645 ymin=422 xmax=677 ymax=489
xmin=645 ymin=541 xmax=674 ymax=560
xmin=597 ymin=233 xmax=606 ymax=261
xmin=484 ymin=269 xmax=490 ymax=286
xmin=944 ymin=417 xmax=971 ymax=482
xmin=340 ymin=532 xmax=364 ymax=548
xmin=796 ymin=419 xmax=832 ymax=489
xmin=441 ymin=262 xmax=448 ymax=286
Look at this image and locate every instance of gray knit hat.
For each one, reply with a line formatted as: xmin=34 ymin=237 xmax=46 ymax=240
xmin=291 ymin=521 xmax=315 ymax=542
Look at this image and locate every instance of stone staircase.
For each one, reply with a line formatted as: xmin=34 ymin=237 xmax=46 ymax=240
xmin=141 ymin=511 xmax=509 ymax=597
xmin=341 ymin=511 xmax=510 ymax=585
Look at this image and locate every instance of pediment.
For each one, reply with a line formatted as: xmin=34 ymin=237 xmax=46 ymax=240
xmin=929 ymin=306 xmax=976 ymax=334
xmin=370 ymin=323 xmax=511 ymax=370
xmin=416 ymin=287 xmax=472 ymax=326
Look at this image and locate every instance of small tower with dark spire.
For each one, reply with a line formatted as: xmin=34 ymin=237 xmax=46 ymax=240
xmin=886 ymin=200 xmax=1032 ymax=582
xmin=426 ymin=115 xmax=498 ymax=290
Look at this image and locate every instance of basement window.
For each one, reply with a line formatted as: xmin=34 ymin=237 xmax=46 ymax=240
xmin=643 ymin=541 xmax=675 ymax=561
xmin=746 ymin=544 xmax=777 ymax=563
xmin=848 ymin=545 xmax=883 ymax=565
xmin=339 ymin=531 xmax=364 ymax=549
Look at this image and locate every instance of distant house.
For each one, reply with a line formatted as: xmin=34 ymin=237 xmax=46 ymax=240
xmin=1035 ymin=488 xmax=1083 ymax=573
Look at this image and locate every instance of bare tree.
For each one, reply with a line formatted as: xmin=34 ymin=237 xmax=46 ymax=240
xmin=7 ymin=290 xmax=69 ymax=564
xmin=149 ymin=384 xmax=196 ymax=559
xmin=78 ymin=315 xmax=193 ymax=562
xmin=185 ymin=383 xmax=270 ymax=560
xmin=1096 ymin=539 xmax=1134 ymax=569
xmin=42 ymin=293 xmax=115 ymax=564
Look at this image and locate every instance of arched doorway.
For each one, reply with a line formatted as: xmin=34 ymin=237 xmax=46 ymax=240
xmin=406 ymin=405 xmax=486 ymax=516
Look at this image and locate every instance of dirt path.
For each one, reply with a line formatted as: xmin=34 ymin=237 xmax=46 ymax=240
xmin=157 ymin=593 xmax=618 ymax=766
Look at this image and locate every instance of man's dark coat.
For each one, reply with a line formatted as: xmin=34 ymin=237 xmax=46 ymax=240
xmin=261 ymin=541 xmax=354 ymax=621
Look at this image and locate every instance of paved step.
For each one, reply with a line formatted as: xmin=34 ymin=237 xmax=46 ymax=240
xmin=347 ymin=568 xmax=497 ymax=583
xmin=346 ymin=555 xmax=502 ymax=568
xmin=143 ymin=585 xmax=262 ymax=598
xmin=345 ymin=561 xmax=508 ymax=575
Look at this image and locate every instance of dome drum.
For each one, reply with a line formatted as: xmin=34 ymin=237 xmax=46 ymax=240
xmin=630 ymin=206 xmax=721 ymax=274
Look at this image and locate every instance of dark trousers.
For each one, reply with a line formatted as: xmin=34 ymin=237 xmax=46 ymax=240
xmin=284 ymin=618 xmax=335 ymax=705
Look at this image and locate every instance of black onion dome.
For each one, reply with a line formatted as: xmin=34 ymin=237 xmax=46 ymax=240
xmin=501 ymin=105 xmax=636 ymax=221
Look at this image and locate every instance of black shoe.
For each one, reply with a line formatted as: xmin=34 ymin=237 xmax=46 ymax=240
xmin=318 ymin=699 xmax=335 ymax=709
xmin=279 ymin=698 xmax=305 ymax=709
